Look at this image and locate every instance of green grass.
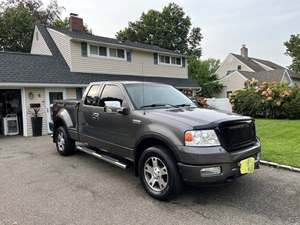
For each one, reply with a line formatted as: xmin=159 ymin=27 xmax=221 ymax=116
xmin=255 ymin=119 xmax=300 ymax=168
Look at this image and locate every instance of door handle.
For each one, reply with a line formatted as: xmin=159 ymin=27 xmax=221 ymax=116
xmin=92 ymin=112 xmax=100 ymax=120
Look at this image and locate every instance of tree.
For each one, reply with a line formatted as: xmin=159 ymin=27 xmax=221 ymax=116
xmin=284 ymin=34 xmax=300 ymax=73
xmin=0 ymin=0 xmax=67 ymax=52
xmin=116 ymin=3 xmax=202 ymax=57
xmin=0 ymin=3 xmax=34 ymax=52
xmin=188 ymin=56 xmax=224 ymax=97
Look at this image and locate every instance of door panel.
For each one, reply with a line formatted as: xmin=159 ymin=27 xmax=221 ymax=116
xmin=78 ymin=84 xmax=102 ymax=145
xmin=95 ymin=84 xmax=136 ymax=159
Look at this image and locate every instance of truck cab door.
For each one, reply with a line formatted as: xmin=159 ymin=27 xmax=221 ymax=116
xmin=78 ymin=84 xmax=102 ymax=147
xmin=95 ymin=84 xmax=136 ymax=160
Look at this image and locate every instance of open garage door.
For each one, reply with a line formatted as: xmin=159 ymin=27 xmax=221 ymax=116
xmin=0 ymin=89 xmax=23 ymax=136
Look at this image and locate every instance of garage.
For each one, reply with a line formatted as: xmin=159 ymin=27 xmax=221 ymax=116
xmin=0 ymin=89 xmax=23 ymax=136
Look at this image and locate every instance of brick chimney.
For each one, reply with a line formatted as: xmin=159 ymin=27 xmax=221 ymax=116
xmin=69 ymin=13 xmax=83 ymax=32
xmin=241 ymin=44 xmax=248 ymax=58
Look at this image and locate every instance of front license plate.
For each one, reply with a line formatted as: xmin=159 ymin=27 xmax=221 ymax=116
xmin=240 ymin=157 xmax=255 ymax=174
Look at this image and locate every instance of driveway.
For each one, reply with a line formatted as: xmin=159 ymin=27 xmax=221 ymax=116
xmin=0 ymin=136 xmax=299 ymax=225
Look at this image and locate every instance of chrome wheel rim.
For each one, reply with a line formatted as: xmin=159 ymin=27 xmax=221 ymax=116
xmin=57 ymin=131 xmax=65 ymax=152
xmin=144 ymin=156 xmax=168 ymax=192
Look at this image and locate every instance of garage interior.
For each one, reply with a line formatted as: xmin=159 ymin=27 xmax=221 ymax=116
xmin=0 ymin=89 xmax=23 ymax=136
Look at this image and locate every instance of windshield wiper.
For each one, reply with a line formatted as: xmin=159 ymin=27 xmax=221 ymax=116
xmin=140 ymin=104 xmax=174 ymax=109
xmin=174 ymin=103 xmax=191 ymax=107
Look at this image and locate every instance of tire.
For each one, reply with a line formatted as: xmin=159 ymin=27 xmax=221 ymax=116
xmin=138 ymin=146 xmax=183 ymax=201
xmin=55 ymin=126 xmax=76 ymax=156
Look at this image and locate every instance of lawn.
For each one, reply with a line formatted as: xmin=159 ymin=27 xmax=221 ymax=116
xmin=255 ymin=119 xmax=300 ymax=168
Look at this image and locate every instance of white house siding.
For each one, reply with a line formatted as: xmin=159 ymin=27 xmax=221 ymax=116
xmin=48 ymin=28 xmax=72 ymax=68
xmin=31 ymin=26 xmax=52 ymax=55
xmin=216 ymin=54 xmax=254 ymax=79
xmin=70 ymin=41 xmax=188 ymax=79
xmin=218 ymin=71 xmax=247 ymax=98
xmin=24 ymin=88 xmax=48 ymax=136
xmin=23 ymin=87 xmax=78 ymax=137
xmin=66 ymin=88 xmax=77 ymax=99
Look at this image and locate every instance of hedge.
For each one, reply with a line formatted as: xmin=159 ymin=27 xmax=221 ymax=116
xmin=230 ymin=81 xmax=300 ymax=119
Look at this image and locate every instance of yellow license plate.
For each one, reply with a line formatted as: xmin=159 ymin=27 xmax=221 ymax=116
xmin=240 ymin=157 xmax=255 ymax=174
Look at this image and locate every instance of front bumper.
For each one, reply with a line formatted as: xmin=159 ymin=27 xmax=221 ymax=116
xmin=177 ymin=142 xmax=261 ymax=183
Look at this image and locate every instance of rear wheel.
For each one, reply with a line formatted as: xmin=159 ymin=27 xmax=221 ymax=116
xmin=55 ymin=126 xmax=76 ymax=156
xmin=139 ymin=146 xmax=182 ymax=200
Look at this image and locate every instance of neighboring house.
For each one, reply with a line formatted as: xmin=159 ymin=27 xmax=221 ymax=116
xmin=216 ymin=45 xmax=300 ymax=97
xmin=0 ymin=14 xmax=198 ymax=137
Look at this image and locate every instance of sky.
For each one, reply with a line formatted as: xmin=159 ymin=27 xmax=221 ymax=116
xmin=44 ymin=0 xmax=300 ymax=67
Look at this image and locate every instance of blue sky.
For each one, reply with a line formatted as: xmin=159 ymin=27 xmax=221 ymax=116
xmin=48 ymin=0 xmax=300 ymax=67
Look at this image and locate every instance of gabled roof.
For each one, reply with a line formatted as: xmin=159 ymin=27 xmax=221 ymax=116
xmin=239 ymin=69 xmax=287 ymax=83
xmin=48 ymin=27 xmax=183 ymax=56
xmin=231 ymin=53 xmax=284 ymax=72
xmin=289 ymin=70 xmax=300 ymax=80
xmin=0 ymin=25 xmax=197 ymax=88
xmin=0 ymin=51 xmax=197 ymax=87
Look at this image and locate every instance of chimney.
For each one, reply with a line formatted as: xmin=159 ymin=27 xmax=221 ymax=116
xmin=241 ymin=44 xmax=248 ymax=58
xmin=69 ymin=13 xmax=83 ymax=32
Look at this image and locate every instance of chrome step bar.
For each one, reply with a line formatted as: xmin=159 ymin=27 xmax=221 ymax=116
xmin=76 ymin=145 xmax=128 ymax=169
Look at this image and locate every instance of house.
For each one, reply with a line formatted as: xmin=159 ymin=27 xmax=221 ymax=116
xmin=0 ymin=14 xmax=198 ymax=137
xmin=216 ymin=45 xmax=300 ymax=97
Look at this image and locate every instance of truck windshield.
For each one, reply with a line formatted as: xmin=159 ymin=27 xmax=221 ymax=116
xmin=124 ymin=83 xmax=195 ymax=110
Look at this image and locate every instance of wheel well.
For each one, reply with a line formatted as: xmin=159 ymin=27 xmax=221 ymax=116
xmin=134 ymin=137 xmax=177 ymax=176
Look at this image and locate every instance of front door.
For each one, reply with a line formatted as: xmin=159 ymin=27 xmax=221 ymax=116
xmin=45 ymin=89 xmax=66 ymax=133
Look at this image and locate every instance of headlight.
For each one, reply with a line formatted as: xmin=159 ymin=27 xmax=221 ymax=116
xmin=184 ymin=130 xmax=220 ymax=147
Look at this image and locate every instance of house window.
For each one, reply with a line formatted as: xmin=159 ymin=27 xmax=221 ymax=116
xmin=99 ymin=46 xmax=107 ymax=56
xmin=109 ymin=48 xmax=125 ymax=59
xmin=237 ymin=65 xmax=242 ymax=70
xmin=88 ymin=44 xmax=126 ymax=60
xmin=36 ymin=31 xmax=39 ymax=41
xmin=226 ymin=91 xmax=233 ymax=98
xmin=76 ymin=88 xmax=83 ymax=100
xmin=159 ymin=54 xmax=181 ymax=66
xmin=90 ymin=45 xmax=98 ymax=55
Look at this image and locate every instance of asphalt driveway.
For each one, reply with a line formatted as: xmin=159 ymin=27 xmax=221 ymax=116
xmin=0 ymin=136 xmax=299 ymax=225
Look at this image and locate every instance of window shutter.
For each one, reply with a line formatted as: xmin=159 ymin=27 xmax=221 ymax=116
xmin=126 ymin=50 xmax=132 ymax=62
xmin=182 ymin=57 xmax=186 ymax=67
xmin=81 ymin=42 xmax=87 ymax=57
xmin=154 ymin=53 xmax=158 ymax=64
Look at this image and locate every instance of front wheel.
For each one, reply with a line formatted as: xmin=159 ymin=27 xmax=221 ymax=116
xmin=55 ymin=126 xmax=76 ymax=156
xmin=139 ymin=146 xmax=183 ymax=200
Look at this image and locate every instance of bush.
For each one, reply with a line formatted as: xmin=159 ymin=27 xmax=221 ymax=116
xmin=230 ymin=82 xmax=300 ymax=119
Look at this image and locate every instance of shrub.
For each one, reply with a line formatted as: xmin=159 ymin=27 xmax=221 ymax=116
xmin=230 ymin=82 xmax=300 ymax=119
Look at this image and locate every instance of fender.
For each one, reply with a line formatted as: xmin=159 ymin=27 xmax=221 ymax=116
xmin=55 ymin=108 xmax=74 ymax=129
xmin=135 ymin=132 xmax=182 ymax=161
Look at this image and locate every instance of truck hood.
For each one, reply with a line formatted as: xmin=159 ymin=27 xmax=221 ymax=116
xmin=148 ymin=107 xmax=250 ymax=128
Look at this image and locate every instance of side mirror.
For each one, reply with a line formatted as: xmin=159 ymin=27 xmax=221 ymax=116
xmin=117 ymin=107 xmax=130 ymax=115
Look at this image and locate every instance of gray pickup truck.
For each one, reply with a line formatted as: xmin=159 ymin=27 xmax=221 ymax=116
xmin=52 ymin=81 xmax=261 ymax=200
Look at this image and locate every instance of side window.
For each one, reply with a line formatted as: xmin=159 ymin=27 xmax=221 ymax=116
xmin=99 ymin=85 xmax=125 ymax=108
xmin=84 ymin=85 xmax=100 ymax=106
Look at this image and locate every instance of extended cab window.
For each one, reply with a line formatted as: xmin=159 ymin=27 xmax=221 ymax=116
xmin=99 ymin=85 xmax=125 ymax=108
xmin=85 ymin=85 xmax=100 ymax=106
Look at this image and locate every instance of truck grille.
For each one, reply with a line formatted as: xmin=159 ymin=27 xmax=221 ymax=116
xmin=217 ymin=120 xmax=256 ymax=152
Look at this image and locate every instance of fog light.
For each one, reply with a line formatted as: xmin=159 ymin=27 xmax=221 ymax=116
xmin=200 ymin=167 xmax=222 ymax=177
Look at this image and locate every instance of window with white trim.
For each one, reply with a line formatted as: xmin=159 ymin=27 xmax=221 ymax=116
xmin=109 ymin=48 xmax=125 ymax=59
xmin=88 ymin=44 xmax=125 ymax=60
xmin=159 ymin=54 xmax=181 ymax=66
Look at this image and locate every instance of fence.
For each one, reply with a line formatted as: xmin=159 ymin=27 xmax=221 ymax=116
xmin=206 ymin=98 xmax=232 ymax=112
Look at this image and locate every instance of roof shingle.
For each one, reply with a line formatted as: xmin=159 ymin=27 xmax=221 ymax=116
xmin=0 ymin=25 xmax=197 ymax=88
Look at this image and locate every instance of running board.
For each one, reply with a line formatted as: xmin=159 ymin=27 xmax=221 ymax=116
xmin=76 ymin=145 xmax=128 ymax=169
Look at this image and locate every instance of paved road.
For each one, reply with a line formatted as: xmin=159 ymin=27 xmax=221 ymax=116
xmin=0 ymin=136 xmax=299 ymax=225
